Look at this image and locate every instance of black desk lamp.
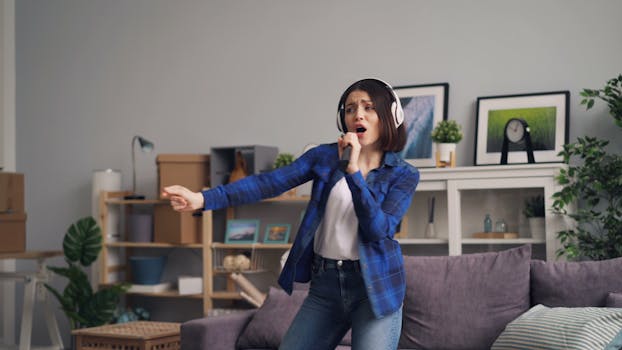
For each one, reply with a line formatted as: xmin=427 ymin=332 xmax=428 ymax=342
xmin=124 ymin=135 xmax=154 ymax=200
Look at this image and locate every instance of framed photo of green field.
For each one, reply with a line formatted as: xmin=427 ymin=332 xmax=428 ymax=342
xmin=475 ymin=91 xmax=569 ymax=165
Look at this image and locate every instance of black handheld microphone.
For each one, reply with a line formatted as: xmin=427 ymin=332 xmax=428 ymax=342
xmin=339 ymin=145 xmax=351 ymax=171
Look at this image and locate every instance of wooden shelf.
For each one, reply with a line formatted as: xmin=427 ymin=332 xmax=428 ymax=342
xmin=212 ymin=243 xmax=292 ymax=250
xmin=210 ymin=291 xmax=242 ymax=300
xmin=397 ymin=238 xmax=449 ymax=245
xmin=213 ymin=268 xmax=268 ymax=275
xmin=106 ymin=241 xmax=203 ymax=248
xmin=126 ymin=290 xmax=203 ymax=299
xmin=461 ymin=238 xmax=545 ymax=245
xmin=105 ymin=198 xmax=169 ymax=205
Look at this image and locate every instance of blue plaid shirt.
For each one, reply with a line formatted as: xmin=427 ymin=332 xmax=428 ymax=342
xmin=201 ymin=143 xmax=419 ymax=318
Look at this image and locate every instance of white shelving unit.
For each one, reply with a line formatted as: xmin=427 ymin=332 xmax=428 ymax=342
xmin=399 ymin=163 xmax=567 ymax=260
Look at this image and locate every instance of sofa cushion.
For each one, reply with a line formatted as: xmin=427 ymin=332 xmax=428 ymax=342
xmin=491 ymin=304 xmax=622 ymax=350
xmin=237 ymin=287 xmax=307 ymax=349
xmin=399 ymin=245 xmax=531 ymax=350
xmin=530 ymin=256 xmax=622 ymax=307
xmin=236 ymin=286 xmax=352 ymax=349
xmin=607 ymin=292 xmax=622 ymax=307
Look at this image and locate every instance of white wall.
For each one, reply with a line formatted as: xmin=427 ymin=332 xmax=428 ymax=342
xmin=13 ymin=0 xmax=622 ymax=345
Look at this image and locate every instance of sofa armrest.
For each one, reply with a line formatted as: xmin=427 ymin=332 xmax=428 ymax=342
xmin=181 ymin=309 xmax=257 ymax=350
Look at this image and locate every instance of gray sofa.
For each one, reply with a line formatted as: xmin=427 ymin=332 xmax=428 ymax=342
xmin=181 ymin=245 xmax=622 ymax=350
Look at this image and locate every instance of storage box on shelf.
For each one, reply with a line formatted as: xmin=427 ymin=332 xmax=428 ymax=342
xmin=399 ymin=164 xmax=567 ymax=260
xmin=153 ymin=205 xmax=202 ymax=244
xmin=156 ymin=154 xmax=210 ymax=199
xmin=0 ymin=212 xmax=26 ymax=253
xmin=0 ymin=172 xmax=26 ymax=253
xmin=0 ymin=172 xmax=24 ymax=213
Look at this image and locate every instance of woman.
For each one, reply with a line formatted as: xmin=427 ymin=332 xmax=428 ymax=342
xmin=163 ymin=78 xmax=419 ymax=349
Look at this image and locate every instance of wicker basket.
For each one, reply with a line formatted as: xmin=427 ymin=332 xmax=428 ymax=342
xmin=72 ymin=321 xmax=180 ymax=350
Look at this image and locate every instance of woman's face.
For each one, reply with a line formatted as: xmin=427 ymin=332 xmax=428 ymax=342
xmin=344 ymin=90 xmax=381 ymax=148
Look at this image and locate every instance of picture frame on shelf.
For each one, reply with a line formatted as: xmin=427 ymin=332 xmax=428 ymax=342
xmin=263 ymin=224 xmax=291 ymax=244
xmin=394 ymin=83 xmax=449 ymax=168
xmin=475 ymin=91 xmax=569 ymax=165
xmin=225 ymin=219 xmax=260 ymax=244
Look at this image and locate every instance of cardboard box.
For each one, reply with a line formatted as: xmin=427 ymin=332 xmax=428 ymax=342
xmin=178 ymin=276 xmax=203 ymax=295
xmin=0 ymin=212 xmax=26 ymax=253
xmin=0 ymin=172 xmax=25 ymax=213
xmin=157 ymin=154 xmax=210 ymax=199
xmin=153 ymin=205 xmax=202 ymax=244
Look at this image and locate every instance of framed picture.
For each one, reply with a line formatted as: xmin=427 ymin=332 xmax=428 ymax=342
xmin=395 ymin=83 xmax=449 ymax=167
xmin=225 ymin=219 xmax=259 ymax=244
xmin=264 ymin=224 xmax=291 ymax=244
xmin=475 ymin=91 xmax=569 ymax=165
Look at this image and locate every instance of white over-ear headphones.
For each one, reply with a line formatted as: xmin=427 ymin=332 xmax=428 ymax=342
xmin=336 ymin=78 xmax=404 ymax=133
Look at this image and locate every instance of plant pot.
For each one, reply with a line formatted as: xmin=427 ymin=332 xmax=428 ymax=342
xmin=437 ymin=143 xmax=456 ymax=163
xmin=528 ymin=217 xmax=545 ymax=240
xmin=129 ymin=256 xmax=166 ymax=285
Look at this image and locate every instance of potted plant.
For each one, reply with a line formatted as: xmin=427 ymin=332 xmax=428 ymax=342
xmin=273 ymin=153 xmax=297 ymax=196
xmin=45 ymin=216 xmax=129 ymax=329
xmin=523 ymin=194 xmax=545 ymax=240
xmin=274 ymin=153 xmax=295 ymax=169
xmin=431 ymin=120 xmax=463 ymax=165
xmin=552 ymin=74 xmax=622 ymax=260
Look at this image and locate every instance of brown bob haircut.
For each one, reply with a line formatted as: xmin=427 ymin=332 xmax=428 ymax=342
xmin=337 ymin=79 xmax=407 ymax=152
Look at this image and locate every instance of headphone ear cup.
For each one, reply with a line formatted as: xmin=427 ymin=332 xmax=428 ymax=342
xmin=394 ymin=102 xmax=404 ymax=127
xmin=390 ymin=102 xmax=398 ymax=126
xmin=336 ymin=109 xmax=344 ymax=132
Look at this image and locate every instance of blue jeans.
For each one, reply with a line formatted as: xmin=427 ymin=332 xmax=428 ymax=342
xmin=279 ymin=255 xmax=402 ymax=350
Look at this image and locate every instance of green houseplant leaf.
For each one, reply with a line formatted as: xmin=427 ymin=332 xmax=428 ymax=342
xmin=63 ymin=216 xmax=102 ymax=266
xmin=553 ymin=74 xmax=622 ymax=260
xmin=45 ymin=216 xmax=129 ymax=329
xmin=274 ymin=153 xmax=295 ymax=169
xmin=431 ymin=120 xmax=463 ymax=143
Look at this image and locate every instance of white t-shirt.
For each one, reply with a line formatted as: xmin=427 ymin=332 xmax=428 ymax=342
xmin=313 ymin=177 xmax=359 ymax=260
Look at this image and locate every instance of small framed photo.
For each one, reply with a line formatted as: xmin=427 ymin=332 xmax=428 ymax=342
xmin=264 ymin=224 xmax=291 ymax=244
xmin=475 ymin=91 xmax=569 ymax=165
xmin=395 ymin=83 xmax=449 ymax=168
xmin=225 ymin=219 xmax=260 ymax=244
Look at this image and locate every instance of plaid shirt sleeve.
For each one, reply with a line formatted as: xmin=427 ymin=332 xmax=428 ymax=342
xmin=201 ymin=148 xmax=318 ymax=210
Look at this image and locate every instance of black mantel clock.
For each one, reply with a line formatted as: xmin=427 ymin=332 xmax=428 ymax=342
xmin=500 ymin=118 xmax=535 ymax=164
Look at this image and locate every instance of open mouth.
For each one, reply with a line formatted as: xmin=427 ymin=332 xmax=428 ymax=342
xmin=356 ymin=127 xmax=366 ymax=133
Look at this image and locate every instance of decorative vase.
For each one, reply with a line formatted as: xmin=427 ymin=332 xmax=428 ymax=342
xmin=437 ymin=143 xmax=456 ymax=163
xmin=528 ymin=217 xmax=546 ymax=240
xmin=229 ymin=151 xmax=248 ymax=184
xmin=129 ymin=213 xmax=153 ymax=242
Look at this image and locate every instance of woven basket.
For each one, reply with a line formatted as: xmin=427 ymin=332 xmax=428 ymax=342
xmin=72 ymin=321 xmax=180 ymax=350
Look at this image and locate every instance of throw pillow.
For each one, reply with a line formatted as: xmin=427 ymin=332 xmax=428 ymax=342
xmin=399 ymin=245 xmax=532 ymax=350
xmin=491 ymin=304 xmax=622 ymax=350
xmin=530 ymin=256 xmax=622 ymax=307
xmin=607 ymin=292 xmax=622 ymax=307
xmin=237 ymin=287 xmax=307 ymax=349
xmin=236 ymin=286 xmax=352 ymax=349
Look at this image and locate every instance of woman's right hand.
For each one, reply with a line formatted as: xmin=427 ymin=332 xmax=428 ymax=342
xmin=162 ymin=185 xmax=204 ymax=211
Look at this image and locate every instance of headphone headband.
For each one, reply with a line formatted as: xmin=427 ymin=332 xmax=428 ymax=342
xmin=336 ymin=78 xmax=404 ymax=133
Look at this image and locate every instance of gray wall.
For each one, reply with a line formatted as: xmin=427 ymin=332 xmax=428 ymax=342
xmin=14 ymin=0 xmax=622 ymax=345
